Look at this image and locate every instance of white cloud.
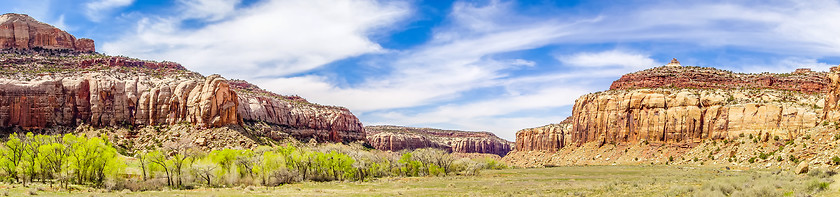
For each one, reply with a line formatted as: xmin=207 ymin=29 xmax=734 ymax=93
xmin=177 ymin=0 xmax=241 ymax=21
xmin=85 ymin=0 xmax=134 ymax=22
xmin=103 ymin=0 xmax=410 ymax=79
xmin=737 ymin=57 xmax=835 ymax=74
xmin=96 ymin=0 xmax=840 ymax=140
xmin=258 ymin=1 xmax=573 ymax=112
xmin=558 ymin=50 xmax=658 ymax=68
xmin=563 ymin=1 xmax=840 ymax=56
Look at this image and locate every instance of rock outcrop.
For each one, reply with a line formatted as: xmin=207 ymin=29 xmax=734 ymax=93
xmin=0 ymin=14 xmax=366 ymax=144
xmin=0 ymin=13 xmax=94 ymax=52
xmin=0 ymin=68 xmax=240 ymax=129
xmin=232 ymin=80 xmax=365 ymax=143
xmin=514 ymin=117 xmax=572 ymax=152
xmin=823 ymin=67 xmax=840 ymax=121
xmin=366 ymin=125 xmax=513 ymax=156
xmin=569 ymin=88 xmax=819 ymax=147
xmin=610 ymin=66 xmax=827 ymax=94
xmin=511 ymin=65 xmax=826 ymax=160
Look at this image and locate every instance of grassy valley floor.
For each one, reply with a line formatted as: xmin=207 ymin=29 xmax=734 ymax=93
xmin=3 ymin=165 xmax=839 ymax=196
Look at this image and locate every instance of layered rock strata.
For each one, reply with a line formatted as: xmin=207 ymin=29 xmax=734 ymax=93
xmin=569 ymin=88 xmax=819 ymax=147
xmin=0 ymin=13 xmax=365 ymax=144
xmin=513 ymin=65 xmax=826 ymax=156
xmin=0 ymin=72 xmax=240 ymax=128
xmin=0 ymin=13 xmax=94 ymax=52
xmin=823 ymin=67 xmax=840 ymax=121
xmin=514 ymin=118 xmax=573 ymax=152
xmin=0 ymin=54 xmax=367 ymax=143
xmin=610 ymin=66 xmax=827 ymax=94
xmin=232 ymin=80 xmax=365 ymax=142
xmin=366 ymin=125 xmax=513 ymax=156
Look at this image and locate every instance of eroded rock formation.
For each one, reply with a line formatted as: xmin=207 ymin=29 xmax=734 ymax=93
xmin=610 ymin=66 xmax=827 ymax=94
xmin=232 ymin=80 xmax=365 ymax=142
xmin=514 ymin=118 xmax=572 ymax=152
xmin=0 ymin=13 xmax=94 ymax=52
xmin=569 ymin=88 xmax=819 ymax=146
xmin=366 ymin=125 xmax=513 ymax=156
xmin=0 ymin=72 xmax=241 ymax=128
xmin=513 ymin=65 xmax=825 ymax=155
xmin=0 ymin=13 xmax=366 ymax=144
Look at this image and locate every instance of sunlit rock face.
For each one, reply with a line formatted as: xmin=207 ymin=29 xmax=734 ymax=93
xmin=366 ymin=125 xmax=514 ymax=156
xmin=0 ymin=13 xmax=366 ymax=143
xmin=514 ymin=65 xmax=827 ymax=153
xmin=0 ymin=13 xmax=95 ymax=52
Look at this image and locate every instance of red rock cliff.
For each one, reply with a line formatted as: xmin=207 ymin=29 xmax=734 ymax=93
xmin=610 ymin=66 xmax=827 ymax=94
xmin=0 ymin=13 xmax=94 ymax=52
xmin=366 ymin=125 xmax=513 ymax=156
xmin=0 ymin=14 xmax=365 ymax=143
xmin=514 ymin=65 xmax=824 ymax=153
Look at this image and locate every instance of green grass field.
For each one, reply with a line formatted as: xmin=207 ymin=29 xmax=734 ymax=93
xmin=2 ymin=165 xmax=838 ymax=196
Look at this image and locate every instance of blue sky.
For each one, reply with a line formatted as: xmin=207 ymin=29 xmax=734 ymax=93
xmin=4 ymin=0 xmax=840 ymax=140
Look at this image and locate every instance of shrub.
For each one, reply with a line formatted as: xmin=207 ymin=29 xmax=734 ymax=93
xmin=774 ymin=136 xmax=780 ymax=141
xmin=807 ymin=180 xmax=830 ymax=192
xmin=669 ymin=156 xmax=674 ymax=162
xmin=833 ymin=156 xmax=840 ymax=165
xmin=748 ymin=157 xmax=756 ymax=163
xmin=758 ymin=152 xmax=768 ymax=160
xmin=789 ymin=155 xmax=798 ymax=163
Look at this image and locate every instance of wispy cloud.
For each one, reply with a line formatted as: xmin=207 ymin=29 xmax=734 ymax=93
xmin=85 ymin=0 xmax=134 ymax=22
xmin=93 ymin=0 xmax=840 ymax=140
xmin=103 ymin=0 xmax=410 ymax=80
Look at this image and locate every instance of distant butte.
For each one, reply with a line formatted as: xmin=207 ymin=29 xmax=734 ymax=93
xmin=0 ymin=13 xmax=94 ymax=52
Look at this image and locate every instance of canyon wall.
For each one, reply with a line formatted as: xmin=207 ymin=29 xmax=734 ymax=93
xmin=514 ymin=118 xmax=572 ymax=152
xmin=0 ymin=13 xmax=366 ymax=144
xmin=366 ymin=125 xmax=513 ymax=156
xmin=0 ymin=73 xmax=240 ymax=129
xmin=232 ymin=81 xmax=365 ymax=143
xmin=569 ymin=89 xmax=820 ymax=146
xmin=513 ymin=65 xmax=827 ymax=155
xmin=823 ymin=67 xmax=840 ymax=121
xmin=0 ymin=55 xmax=367 ymax=143
xmin=610 ymin=66 xmax=827 ymax=94
xmin=0 ymin=13 xmax=94 ymax=52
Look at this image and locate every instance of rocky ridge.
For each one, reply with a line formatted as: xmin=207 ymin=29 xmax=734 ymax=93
xmin=0 ymin=14 xmax=366 ymax=149
xmin=506 ymin=63 xmax=837 ymax=169
xmin=610 ymin=66 xmax=827 ymax=94
xmin=0 ymin=13 xmax=94 ymax=52
xmin=366 ymin=125 xmax=513 ymax=156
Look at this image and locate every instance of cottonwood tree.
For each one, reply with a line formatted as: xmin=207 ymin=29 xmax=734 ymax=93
xmin=0 ymin=133 xmax=25 ymax=183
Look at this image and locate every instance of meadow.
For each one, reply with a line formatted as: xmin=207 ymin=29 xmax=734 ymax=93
xmin=3 ymin=165 xmax=838 ymax=196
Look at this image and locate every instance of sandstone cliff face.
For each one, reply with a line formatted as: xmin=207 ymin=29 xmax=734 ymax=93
xmin=512 ymin=66 xmax=825 ymax=156
xmin=823 ymin=67 xmax=840 ymax=121
xmin=0 ymin=71 xmax=240 ymax=129
xmin=514 ymin=118 xmax=572 ymax=152
xmin=0 ymin=13 xmax=366 ymax=145
xmin=610 ymin=66 xmax=827 ymax=94
xmin=0 ymin=55 xmax=365 ymax=144
xmin=0 ymin=13 xmax=94 ymax=52
xmin=570 ymin=88 xmax=819 ymax=147
xmin=232 ymin=80 xmax=365 ymax=142
xmin=366 ymin=125 xmax=513 ymax=156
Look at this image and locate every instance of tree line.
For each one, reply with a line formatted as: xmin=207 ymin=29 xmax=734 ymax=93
xmin=0 ymin=133 xmax=507 ymax=191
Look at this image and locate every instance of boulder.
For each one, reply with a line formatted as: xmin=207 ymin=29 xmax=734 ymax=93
xmin=795 ymin=162 xmax=809 ymax=174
